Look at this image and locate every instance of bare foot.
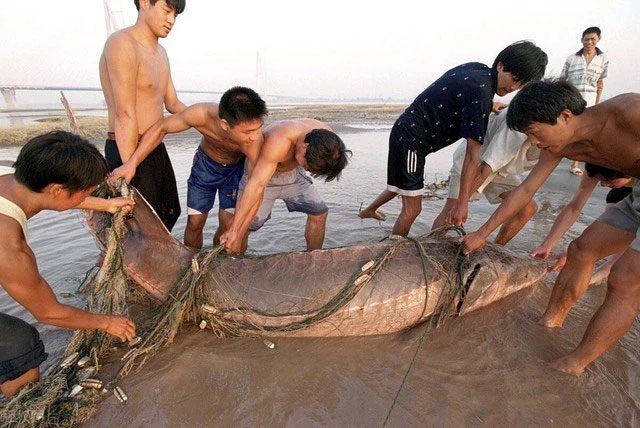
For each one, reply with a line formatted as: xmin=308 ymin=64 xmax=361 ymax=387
xmin=546 ymin=356 xmax=585 ymax=375
xmin=358 ymin=208 xmax=386 ymax=221
xmin=570 ymin=166 xmax=583 ymax=176
xmin=537 ymin=313 xmax=564 ymax=328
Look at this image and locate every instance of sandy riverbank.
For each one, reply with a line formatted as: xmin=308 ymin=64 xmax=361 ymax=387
xmin=0 ymin=104 xmax=406 ymax=146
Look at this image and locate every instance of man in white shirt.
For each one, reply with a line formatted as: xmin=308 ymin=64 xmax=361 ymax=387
xmin=432 ymin=108 xmax=539 ymax=245
xmin=560 ymin=26 xmax=609 ymax=175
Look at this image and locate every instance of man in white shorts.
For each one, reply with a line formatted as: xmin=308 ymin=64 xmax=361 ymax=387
xmin=432 ymin=108 xmax=539 ymax=245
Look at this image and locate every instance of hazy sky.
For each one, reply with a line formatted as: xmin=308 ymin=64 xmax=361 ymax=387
xmin=1 ymin=0 xmax=639 ymax=100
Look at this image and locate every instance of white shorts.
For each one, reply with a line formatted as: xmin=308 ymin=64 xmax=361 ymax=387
xmin=448 ymin=172 xmax=520 ymax=205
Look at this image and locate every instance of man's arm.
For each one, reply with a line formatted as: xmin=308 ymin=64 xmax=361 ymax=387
xmin=104 ymin=34 xmax=139 ymax=162
xmin=163 ymin=58 xmax=187 ymax=114
xmin=76 ymin=195 xmax=134 ymax=214
xmin=461 ymin=150 xmax=562 ymax=253
xmin=470 ymin=162 xmax=494 ymax=195
xmin=596 ymin=79 xmax=604 ymax=104
xmin=0 ymin=237 xmax=135 ymax=341
xmin=559 ymin=58 xmax=570 ymax=79
xmin=221 ymin=139 xmax=288 ymax=253
xmin=448 ymin=139 xmax=482 ymax=226
xmin=531 ymin=175 xmax=598 ymax=258
xmin=110 ymin=104 xmax=212 ymax=183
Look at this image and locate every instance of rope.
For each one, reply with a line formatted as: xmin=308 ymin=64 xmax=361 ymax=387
xmin=382 ymin=226 xmax=468 ymax=427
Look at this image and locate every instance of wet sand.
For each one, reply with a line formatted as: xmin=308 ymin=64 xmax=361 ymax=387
xmin=1 ymin=128 xmax=638 ymax=426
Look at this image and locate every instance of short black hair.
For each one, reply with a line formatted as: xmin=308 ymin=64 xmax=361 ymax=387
xmin=492 ymin=40 xmax=548 ymax=84
xmin=582 ymin=27 xmax=601 ymax=38
xmin=218 ymin=87 xmax=268 ymax=127
xmin=585 ymin=163 xmax=628 ymax=180
xmin=304 ymin=129 xmax=351 ymax=182
xmin=134 ymin=0 xmax=185 ymax=14
xmin=507 ymin=79 xmax=587 ymax=132
xmin=13 ymin=131 xmax=108 ymax=193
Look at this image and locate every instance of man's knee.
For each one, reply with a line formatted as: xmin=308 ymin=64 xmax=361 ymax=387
xmin=567 ymin=234 xmax=599 ymax=261
xmin=0 ymin=315 xmax=47 ymax=389
xmin=607 ymin=262 xmax=640 ymax=298
xmin=309 ymin=211 xmax=328 ymax=225
xmin=401 ymin=196 xmax=422 ymax=218
xmin=186 ymin=214 xmax=207 ymax=232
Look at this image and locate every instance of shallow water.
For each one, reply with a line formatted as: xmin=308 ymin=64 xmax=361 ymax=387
xmin=2 ymin=129 xmax=636 ymax=426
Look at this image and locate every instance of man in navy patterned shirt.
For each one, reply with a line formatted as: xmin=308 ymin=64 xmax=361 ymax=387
xmin=359 ymin=41 xmax=547 ymax=236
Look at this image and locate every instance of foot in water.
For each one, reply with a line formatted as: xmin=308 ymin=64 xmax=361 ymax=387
xmin=537 ymin=313 xmax=564 ymax=328
xmin=358 ymin=208 xmax=386 ymax=221
xmin=546 ymin=355 xmax=585 ymax=375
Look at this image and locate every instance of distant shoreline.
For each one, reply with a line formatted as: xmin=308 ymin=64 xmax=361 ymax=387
xmin=0 ymin=103 xmax=406 ymax=146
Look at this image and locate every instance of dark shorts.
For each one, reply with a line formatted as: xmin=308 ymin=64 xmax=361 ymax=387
xmin=386 ymin=128 xmax=427 ymax=196
xmin=105 ymin=139 xmax=181 ymax=231
xmin=606 ymin=186 xmax=633 ymax=204
xmin=186 ymin=146 xmax=244 ymax=215
xmin=0 ymin=313 xmax=48 ymax=384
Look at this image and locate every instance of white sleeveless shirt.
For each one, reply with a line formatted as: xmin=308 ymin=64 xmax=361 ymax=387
xmin=0 ymin=165 xmax=28 ymax=239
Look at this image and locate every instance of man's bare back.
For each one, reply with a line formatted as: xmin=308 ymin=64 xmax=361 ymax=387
xmin=264 ymin=119 xmax=331 ymax=172
xmin=554 ymin=94 xmax=640 ymax=178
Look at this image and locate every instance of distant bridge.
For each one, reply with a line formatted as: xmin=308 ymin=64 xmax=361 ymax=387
xmin=0 ymin=85 xmax=310 ymax=111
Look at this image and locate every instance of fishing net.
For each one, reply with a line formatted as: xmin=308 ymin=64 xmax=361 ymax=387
xmin=0 ymin=182 xmax=543 ymax=427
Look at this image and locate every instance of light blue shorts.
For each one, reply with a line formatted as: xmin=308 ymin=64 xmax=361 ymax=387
xmin=238 ymin=167 xmax=328 ymax=231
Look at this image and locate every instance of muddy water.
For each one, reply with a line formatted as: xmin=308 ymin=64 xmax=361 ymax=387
xmin=2 ymin=128 xmax=638 ymax=426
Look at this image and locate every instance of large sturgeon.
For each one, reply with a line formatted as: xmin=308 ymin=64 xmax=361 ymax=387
xmin=87 ymin=190 xmax=546 ymax=337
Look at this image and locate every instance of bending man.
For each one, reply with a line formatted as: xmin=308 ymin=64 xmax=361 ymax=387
xmin=0 ymin=132 xmax=136 ymax=398
xmin=461 ymin=80 xmax=640 ymax=375
xmin=359 ymin=41 xmax=547 ymax=235
xmin=111 ymin=87 xmax=267 ymax=248
xmin=220 ymin=119 xmax=351 ymax=254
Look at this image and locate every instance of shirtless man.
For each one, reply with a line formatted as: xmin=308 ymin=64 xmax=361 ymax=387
xmin=110 ymin=87 xmax=267 ymax=248
xmin=0 ymin=131 xmax=135 ymax=398
xmin=220 ymin=119 xmax=351 ymax=254
xmin=99 ymin=0 xmax=186 ymax=231
xmin=461 ymin=79 xmax=640 ymax=374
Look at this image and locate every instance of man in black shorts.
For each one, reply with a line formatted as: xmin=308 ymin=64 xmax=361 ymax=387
xmin=359 ymin=41 xmax=547 ymax=236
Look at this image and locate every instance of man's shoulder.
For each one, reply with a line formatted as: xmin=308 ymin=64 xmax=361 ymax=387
xmin=187 ymin=102 xmax=218 ymax=117
xmin=438 ymin=62 xmax=490 ymax=83
xmin=104 ymin=29 xmax=138 ymax=58
xmin=106 ymin=29 xmax=135 ymax=46
xmin=265 ymin=120 xmax=297 ymax=140
xmin=608 ymin=94 xmax=640 ymax=121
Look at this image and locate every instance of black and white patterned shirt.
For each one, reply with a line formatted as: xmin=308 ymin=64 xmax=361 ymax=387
xmin=393 ymin=62 xmax=496 ymax=153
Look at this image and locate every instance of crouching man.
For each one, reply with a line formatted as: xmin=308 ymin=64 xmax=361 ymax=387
xmin=221 ymin=119 xmax=351 ymax=254
xmin=461 ymin=80 xmax=640 ymax=374
xmin=0 ymin=131 xmax=136 ymax=398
